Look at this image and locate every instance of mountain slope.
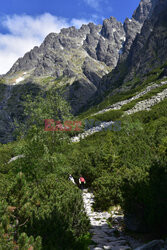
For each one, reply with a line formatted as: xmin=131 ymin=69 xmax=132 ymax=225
xmin=119 ymin=0 xmax=158 ymax=62
xmin=5 ymin=18 xmax=126 ymax=115
xmin=1 ymin=0 xmax=167 ymax=144
xmin=124 ymin=0 xmax=167 ymax=82
xmin=103 ymin=0 xmax=167 ymax=93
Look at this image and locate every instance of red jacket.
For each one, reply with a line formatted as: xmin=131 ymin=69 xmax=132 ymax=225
xmin=79 ymin=177 xmax=86 ymax=183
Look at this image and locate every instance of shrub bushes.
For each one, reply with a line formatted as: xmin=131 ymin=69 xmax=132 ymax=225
xmin=89 ymin=110 xmax=123 ymax=122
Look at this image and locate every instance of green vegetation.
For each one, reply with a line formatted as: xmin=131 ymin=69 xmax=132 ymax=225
xmin=0 ymin=89 xmax=90 ymax=249
xmin=0 ymin=79 xmax=7 ymax=102
xmin=123 ymin=77 xmax=141 ymax=88
xmin=88 ymin=110 xmax=123 ymax=122
xmin=69 ymin=98 xmax=167 ymax=234
xmin=6 ymin=82 xmax=41 ymax=123
xmin=78 ymin=89 xmax=137 ymax=119
xmin=38 ymin=76 xmax=65 ymax=87
xmin=0 ymin=78 xmax=5 ymax=84
xmin=0 ymin=72 xmax=167 ymax=248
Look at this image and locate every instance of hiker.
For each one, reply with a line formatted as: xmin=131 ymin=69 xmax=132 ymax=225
xmin=68 ymin=174 xmax=76 ymax=184
xmin=79 ymin=175 xmax=86 ymax=190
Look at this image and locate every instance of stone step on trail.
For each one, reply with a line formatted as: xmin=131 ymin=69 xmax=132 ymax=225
xmin=82 ymin=190 xmax=167 ymax=249
xmin=82 ymin=189 xmax=140 ymax=250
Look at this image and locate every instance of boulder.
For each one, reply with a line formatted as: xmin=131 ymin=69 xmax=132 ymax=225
xmin=134 ymin=240 xmax=165 ymax=250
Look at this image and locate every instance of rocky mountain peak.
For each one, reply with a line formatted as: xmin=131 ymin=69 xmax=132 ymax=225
xmin=103 ymin=0 xmax=167 ymax=93
xmin=8 ymin=15 xmax=126 ymax=78
xmin=101 ymin=16 xmax=124 ymax=39
xmin=132 ymin=0 xmax=158 ymax=23
xmin=119 ymin=0 xmax=159 ymax=62
xmin=124 ymin=0 xmax=167 ymax=82
xmin=6 ymin=15 xmax=127 ymax=116
xmin=9 ymin=0 xmax=159 ymax=79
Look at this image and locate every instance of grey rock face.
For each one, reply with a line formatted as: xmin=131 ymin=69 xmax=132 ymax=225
xmin=120 ymin=0 xmax=159 ymax=62
xmin=97 ymin=17 xmax=125 ymax=67
xmin=5 ymin=16 xmax=126 ymax=116
xmin=8 ymin=18 xmax=125 ymax=77
xmin=84 ymin=17 xmax=126 ymax=68
xmin=65 ymin=78 xmax=97 ymax=114
xmin=124 ymin=0 xmax=167 ymax=83
xmin=102 ymin=0 xmax=167 ymax=94
xmin=120 ymin=18 xmax=142 ymax=62
xmin=6 ymin=0 xmax=161 ymax=114
xmin=82 ymin=57 xmax=101 ymax=87
xmin=132 ymin=0 xmax=158 ymax=24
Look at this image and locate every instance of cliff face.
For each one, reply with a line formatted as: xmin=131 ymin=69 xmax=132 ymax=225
xmin=120 ymin=0 xmax=159 ymax=62
xmin=8 ymin=19 xmax=125 ymax=77
xmin=102 ymin=0 xmax=167 ymax=92
xmin=124 ymin=0 xmax=167 ymax=82
xmin=132 ymin=0 xmax=158 ymax=24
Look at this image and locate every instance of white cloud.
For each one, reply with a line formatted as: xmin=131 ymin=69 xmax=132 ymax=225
xmin=83 ymin=0 xmax=101 ymax=10
xmin=0 ymin=13 xmax=92 ymax=74
xmin=2 ymin=13 xmax=69 ymax=39
xmin=83 ymin=0 xmax=112 ymax=13
xmin=71 ymin=18 xmax=92 ymax=28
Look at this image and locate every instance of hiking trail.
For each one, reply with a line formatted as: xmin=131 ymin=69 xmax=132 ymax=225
xmin=82 ymin=190 xmax=142 ymax=250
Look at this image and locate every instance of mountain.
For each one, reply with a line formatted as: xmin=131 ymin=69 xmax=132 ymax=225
xmin=103 ymin=0 xmax=167 ymax=93
xmin=0 ymin=0 xmax=167 ymax=144
xmin=119 ymin=0 xmax=158 ymax=62
xmin=124 ymin=0 xmax=167 ymax=82
xmin=6 ymin=18 xmax=125 ymax=115
xmin=5 ymin=0 xmax=159 ymax=114
xmin=0 ymin=17 xmax=126 ymax=143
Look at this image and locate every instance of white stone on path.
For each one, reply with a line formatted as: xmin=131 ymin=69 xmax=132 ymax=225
xmin=71 ymin=121 xmax=114 ymax=142
xmin=82 ymin=189 xmax=139 ymax=249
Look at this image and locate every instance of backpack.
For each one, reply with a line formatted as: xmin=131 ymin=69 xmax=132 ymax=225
xmin=80 ymin=177 xmax=85 ymax=183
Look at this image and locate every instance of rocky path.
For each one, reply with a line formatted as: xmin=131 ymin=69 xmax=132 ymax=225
xmin=71 ymin=121 xmax=114 ymax=142
xmin=82 ymin=190 xmax=141 ymax=250
xmin=124 ymin=88 xmax=167 ymax=115
xmin=94 ymin=80 xmax=167 ymax=116
xmin=72 ymin=81 xmax=167 ymax=143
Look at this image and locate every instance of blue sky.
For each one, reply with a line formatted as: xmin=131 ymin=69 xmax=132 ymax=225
xmin=0 ymin=0 xmax=140 ymax=74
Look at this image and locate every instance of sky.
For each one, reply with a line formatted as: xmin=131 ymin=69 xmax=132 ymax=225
xmin=0 ymin=0 xmax=140 ymax=74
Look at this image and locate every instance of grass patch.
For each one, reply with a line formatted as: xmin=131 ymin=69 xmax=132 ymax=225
xmin=89 ymin=110 xmax=123 ymax=122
